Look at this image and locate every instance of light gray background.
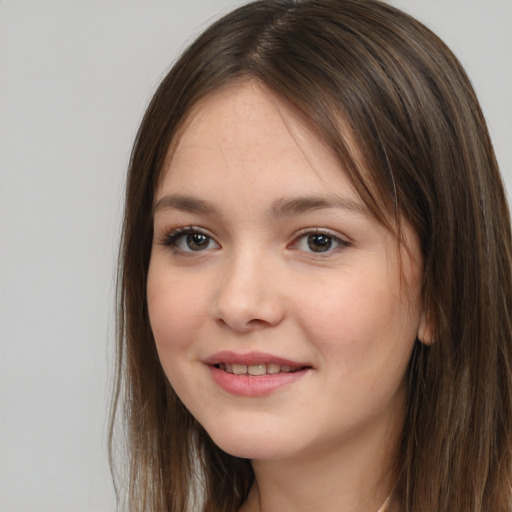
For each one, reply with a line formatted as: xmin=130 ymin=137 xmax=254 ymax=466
xmin=1 ymin=1 xmax=510 ymax=511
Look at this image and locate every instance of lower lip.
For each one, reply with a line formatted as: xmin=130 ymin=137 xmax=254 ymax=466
xmin=208 ymin=365 xmax=309 ymax=396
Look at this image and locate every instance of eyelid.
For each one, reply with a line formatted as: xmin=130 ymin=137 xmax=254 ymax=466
xmin=155 ymin=225 xmax=350 ymax=255
xmin=289 ymin=227 xmax=351 ymax=253
xmin=157 ymin=225 xmax=220 ymax=253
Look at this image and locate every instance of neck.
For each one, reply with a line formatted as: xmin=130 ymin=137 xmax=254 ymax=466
xmin=239 ymin=411 xmax=401 ymax=512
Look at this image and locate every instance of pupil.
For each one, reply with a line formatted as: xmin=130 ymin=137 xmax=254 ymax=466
xmin=187 ymin=233 xmax=209 ymax=250
xmin=307 ymin=234 xmax=332 ymax=252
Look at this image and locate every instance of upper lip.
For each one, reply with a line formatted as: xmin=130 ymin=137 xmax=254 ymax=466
xmin=203 ymin=351 xmax=311 ymax=368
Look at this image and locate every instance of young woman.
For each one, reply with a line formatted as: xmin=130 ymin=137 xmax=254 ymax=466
xmin=110 ymin=1 xmax=512 ymax=511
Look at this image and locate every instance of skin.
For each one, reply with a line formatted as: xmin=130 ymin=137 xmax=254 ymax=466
xmin=147 ymin=81 xmax=427 ymax=512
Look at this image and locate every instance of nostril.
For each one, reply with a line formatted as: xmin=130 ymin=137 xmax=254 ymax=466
xmin=215 ymin=315 xmax=272 ymax=332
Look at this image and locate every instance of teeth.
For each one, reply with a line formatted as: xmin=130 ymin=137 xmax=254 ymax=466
xmin=216 ymin=362 xmax=304 ymax=375
xmin=248 ymin=364 xmax=267 ymax=376
xmin=267 ymin=363 xmax=280 ymax=374
xmin=232 ymin=364 xmax=248 ymax=375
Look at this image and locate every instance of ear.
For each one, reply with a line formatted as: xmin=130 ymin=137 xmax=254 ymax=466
xmin=418 ymin=310 xmax=434 ymax=345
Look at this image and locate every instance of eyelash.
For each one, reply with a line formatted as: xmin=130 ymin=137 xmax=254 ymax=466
xmin=158 ymin=226 xmax=219 ymax=254
xmin=290 ymin=228 xmax=350 ymax=254
xmin=157 ymin=225 xmax=350 ymax=255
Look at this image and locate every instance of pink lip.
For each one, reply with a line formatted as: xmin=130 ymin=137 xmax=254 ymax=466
xmin=204 ymin=351 xmax=309 ymax=367
xmin=204 ymin=351 xmax=312 ymax=397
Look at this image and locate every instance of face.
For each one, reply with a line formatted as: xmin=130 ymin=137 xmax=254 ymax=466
xmin=147 ymin=82 xmax=425 ymax=462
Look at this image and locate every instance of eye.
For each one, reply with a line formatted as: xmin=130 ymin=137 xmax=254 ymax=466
xmin=160 ymin=227 xmax=220 ymax=253
xmin=292 ymin=230 xmax=348 ymax=254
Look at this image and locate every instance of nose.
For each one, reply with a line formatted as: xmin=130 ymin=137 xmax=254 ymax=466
xmin=212 ymin=250 xmax=285 ymax=332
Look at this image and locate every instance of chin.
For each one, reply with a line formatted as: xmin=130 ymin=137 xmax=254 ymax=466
xmin=204 ymin=423 xmax=302 ymax=461
xmin=215 ymin=440 xmax=291 ymax=460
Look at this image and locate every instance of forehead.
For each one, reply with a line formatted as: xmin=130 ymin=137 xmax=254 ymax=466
xmin=158 ymin=81 xmax=359 ymax=199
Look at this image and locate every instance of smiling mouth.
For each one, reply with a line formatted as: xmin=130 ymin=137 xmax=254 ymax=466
xmin=214 ymin=363 xmax=308 ymax=376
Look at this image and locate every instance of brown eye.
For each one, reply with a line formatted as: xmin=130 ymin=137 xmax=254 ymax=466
xmin=186 ymin=233 xmax=210 ymax=251
xmin=307 ymin=234 xmax=333 ymax=252
xmin=161 ymin=227 xmax=220 ymax=253
xmin=290 ymin=230 xmax=348 ymax=255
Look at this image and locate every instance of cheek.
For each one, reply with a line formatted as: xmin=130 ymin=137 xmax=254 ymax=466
xmin=294 ymin=267 xmax=420 ymax=368
xmin=146 ymin=262 xmax=207 ymax=355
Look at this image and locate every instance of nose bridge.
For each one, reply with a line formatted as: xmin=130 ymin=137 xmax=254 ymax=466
xmin=213 ymin=244 xmax=283 ymax=331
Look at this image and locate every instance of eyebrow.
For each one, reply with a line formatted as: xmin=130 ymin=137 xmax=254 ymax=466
xmin=269 ymin=195 xmax=368 ymax=217
xmin=153 ymin=195 xmax=217 ymax=215
xmin=153 ymin=194 xmax=368 ymax=217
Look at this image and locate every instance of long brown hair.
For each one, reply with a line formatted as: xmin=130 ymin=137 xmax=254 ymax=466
xmin=110 ymin=1 xmax=512 ymax=511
